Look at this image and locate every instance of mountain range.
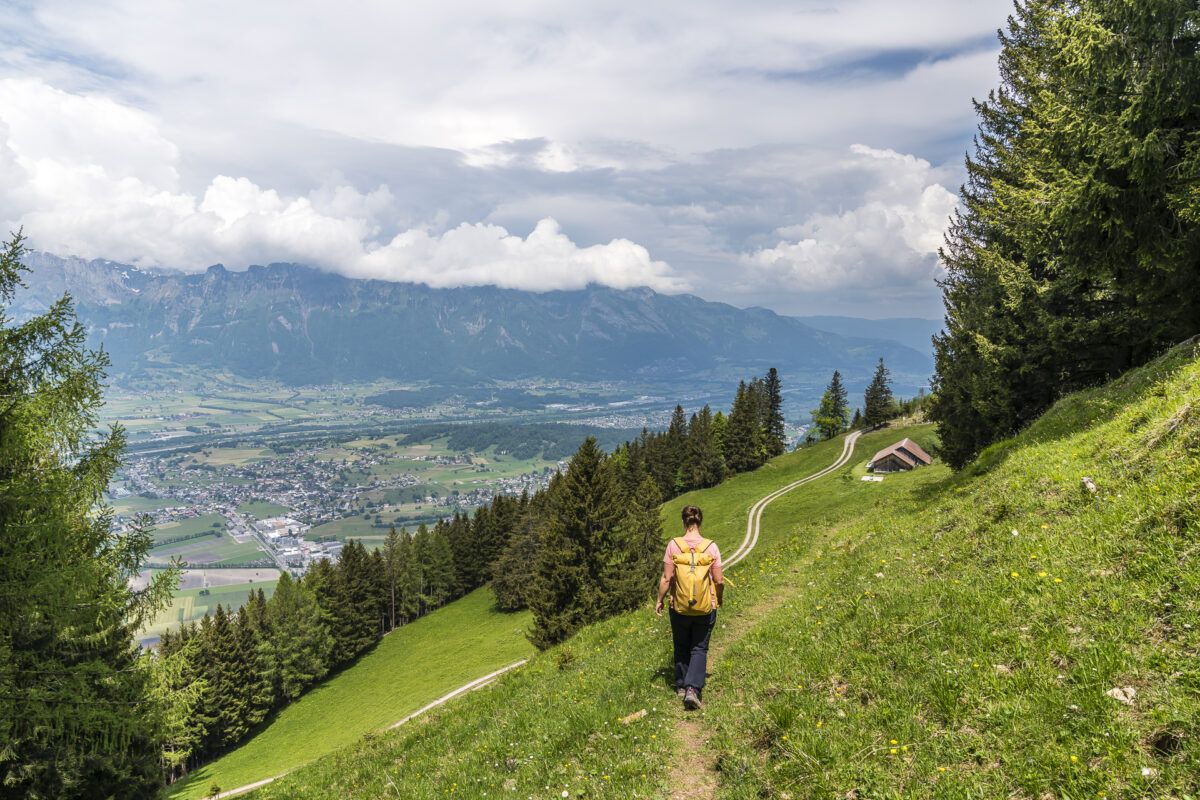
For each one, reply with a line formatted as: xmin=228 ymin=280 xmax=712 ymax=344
xmin=14 ymin=252 xmax=935 ymax=397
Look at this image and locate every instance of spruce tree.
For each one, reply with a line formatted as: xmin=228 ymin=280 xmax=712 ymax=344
xmin=426 ymin=532 xmax=455 ymax=609
xmin=0 ymin=232 xmax=175 ymax=799
xmin=711 ymin=410 xmax=727 ymax=461
xmin=603 ymin=477 xmax=666 ymax=613
xmin=527 ymin=438 xmax=623 ymax=648
xmin=762 ymin=367 xmax=786 ymax=457
xmin=725 ymin=381 xmax=764 ymax=473
xmin=382 ymin=526 xmax=402 ymax=631
xmin=492 ymin=482 xmax=555 ymax=612
xmin=929 ymin=0 xmax=1200 ymax=468
xmin=685 ymin=406 xmax=724 ymax=490
xmin=862 ymin=358 xmax=895 ymax=427
xmin=811 ymin=370 xmax=849 ymax=440
xmin=267 ymin=573 xmax=332 ymax=702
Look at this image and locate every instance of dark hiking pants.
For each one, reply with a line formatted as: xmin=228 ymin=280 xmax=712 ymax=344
xmin=670 ymin=608 xmax=717 ymax=694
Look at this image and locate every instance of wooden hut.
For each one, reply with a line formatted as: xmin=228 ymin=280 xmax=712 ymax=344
xmin=866 ymin=438 xmax=932 ymax=473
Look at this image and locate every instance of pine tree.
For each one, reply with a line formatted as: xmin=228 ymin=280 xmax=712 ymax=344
xmin=237 ymin=592 xmax=275 ymax=729
xmin=267 ymin=573 xmax=332 ymax=702
xmin=492 ymin=482 xmax=554 ymax=612
xmin=811 ymin=370 xmax=849 ymax=440
xmin=929 ymin=0 xmax=1200 ymax=469
xmin=0 ymin=232 xmax=176 ymax=799
xmin=762 ymin=367 xmax=786 ymax=457
xmin=685 ymin=406 xmax=724 ymax=490
xmin=382 ymin=526 xmax=402 ymax=631
xmin=603 ymin=477 xmax=665 ymax=613
xmin=426 ymin=531 xmax=455 ymax=609
xmin=145 ymin=637 xmax=209 ymax=785
xmin=666 ymin=404 xmax=689 ymax=494
xmin=711 ymin=410 xmax=727 ymax=461
xmin=862 ymin=358 xmax=895 ymax=427
xmin=527 ymin=438 xmax=624 ymax=648
xmin=725 ymin=381 xmax=764 ymax=473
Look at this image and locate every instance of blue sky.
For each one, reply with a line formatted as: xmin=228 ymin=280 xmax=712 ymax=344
xmin=0 ymin=0 xmax=1014 ymax=317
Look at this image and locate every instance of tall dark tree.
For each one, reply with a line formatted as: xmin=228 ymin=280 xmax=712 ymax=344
xmin=0 ymin=232 xmax=175 ymax=799
xmin=724 ymin=381 xmax=765 ymax=473
xmin=528 ymin=438 xmax=624 ymax=648
xmin=603 ymin=477 xmax=666 ymax=613
xmin=493 ymin=482 xmax=555 ymax=612
xmin=382 ymin=526 xmax=403 ymax=631
xmin=929 ymin=0 xmax=1200 ymax=468
xmin=811 ymin=370 xmax=849 ymax=440
xmin=762 ymin=367 xmax=787 ymax=457
xmin=267 ymin=573 xmax=332 ymax=703
xmin=862 ymin=358 xmax=895 ymax=427
xmin=685 ymin=406 xmax=724 ymax=490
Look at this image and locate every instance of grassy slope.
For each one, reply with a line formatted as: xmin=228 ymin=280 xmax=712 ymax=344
xmin=168 ymin=588 xmax=532 ymax=799
xmin=231 ymin=345 xmax=1200 ymax=799
xmin=709 ymin=343 xmax=1200 ymax=798
xmin=240 ymin=429 xmax=941 ymax=799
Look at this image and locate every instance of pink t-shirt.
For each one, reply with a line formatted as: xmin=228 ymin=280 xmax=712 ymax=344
xmin=664 ymin=534 xmax=722 ymax=610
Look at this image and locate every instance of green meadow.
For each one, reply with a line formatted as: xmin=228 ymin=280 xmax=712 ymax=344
xmin=168 ymin=588 xmax=532 ymax=799
xmin=212 ymin=342 xmax=1200 ymax=799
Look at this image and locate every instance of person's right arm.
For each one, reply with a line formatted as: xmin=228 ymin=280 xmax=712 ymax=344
xmin=655 ymin=560 xmax=674 ymax=617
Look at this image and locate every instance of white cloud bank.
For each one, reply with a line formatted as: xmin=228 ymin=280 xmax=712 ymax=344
xmin=0 ymin=78 xmax=686 ymax=293
xmin=741 ymin=145 xmax=959 ymax=292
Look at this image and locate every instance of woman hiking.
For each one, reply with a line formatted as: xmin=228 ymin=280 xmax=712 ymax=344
xmin=655 ymin=504 xmax=724 ymax=710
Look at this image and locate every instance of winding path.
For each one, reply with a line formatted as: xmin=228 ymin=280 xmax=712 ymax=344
xmin=209 ymin=432 xmax=861 ymax=799
xmin=725 ymin=430 xmax=862 ymax=568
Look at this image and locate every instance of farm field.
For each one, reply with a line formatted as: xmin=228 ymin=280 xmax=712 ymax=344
xmin=150 ymin=513 xmax=227 ymax=544
xmin=168 ymin=587 xmax=532 ymax=799
xmin=236 ymin=501 xmax=292 ymax=518
xmin=140 ymin=576 xmax=281 ymax=642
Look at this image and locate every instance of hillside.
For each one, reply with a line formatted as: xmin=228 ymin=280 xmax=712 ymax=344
xmin=13 ymin=252 xmax=930 ymax=397
xmin=212 ymin=339 xmax=1200 ymax=799
xmin=168 ymin=588 xmax=531 ymax=799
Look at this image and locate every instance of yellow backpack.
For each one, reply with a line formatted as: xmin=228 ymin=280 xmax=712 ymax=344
xmin=671 ymin=537 xmax=716 ymax=615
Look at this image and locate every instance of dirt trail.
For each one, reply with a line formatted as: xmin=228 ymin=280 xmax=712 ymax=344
xmin=669 ymin=433 xmax=860 ymax=800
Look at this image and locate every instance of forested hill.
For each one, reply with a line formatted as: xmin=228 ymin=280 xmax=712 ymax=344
xmin=13 ymin=252 xmax=930 ymax=389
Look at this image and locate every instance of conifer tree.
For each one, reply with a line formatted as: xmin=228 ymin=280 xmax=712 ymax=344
xmin=811 ymin=370 xmax=849 ymax=440
xmin=603 ymin=477 xmax=666 ymax=613
xmin=929 ymin=0 xmax=1200 ymax=468
xmin=666 ymin=404 xmax=689 ymax=493
xmin=862 ymin=358 xmax=894 ymax=427
xmin=237 ymin=592 xmax=275 ymax=729
xmin=267 ymin=573 xmax=332 ymax=702
xmin=426 ymin=531 xmax=456 ymax=609
xmin=762 ymin=367 xmax=787 ymax=457
xmin=145 ymin=638 xmax=209 ymax=784
xmin=382 ymin=526 xmax=402 ymax=630
xmin=527 ymin=438 xmax=624 ymax=648
xmin=711 ymin=410 xmax=727 ymax=460
xmin=685 ymin=406 xmax=724 ymax=490
xmin=0 ymin=231 xmax=175 ymax=798
xmin=395 ymin=532 xmax=421 ymax=624
xmin=724 ymin=381 xmax=764 ymax=473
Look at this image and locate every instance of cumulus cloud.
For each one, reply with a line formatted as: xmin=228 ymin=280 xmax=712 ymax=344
xmin=0 ymin=79 xmax=685 ymax=293
xmin=740 ymin=144 xmax=959 ymax=293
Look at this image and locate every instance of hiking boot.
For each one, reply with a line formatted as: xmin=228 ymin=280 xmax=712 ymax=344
xmin=683 ymin=688 xmax=702 ymax=710
xmin=676 ymin=686 xmax=686 ymax=698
